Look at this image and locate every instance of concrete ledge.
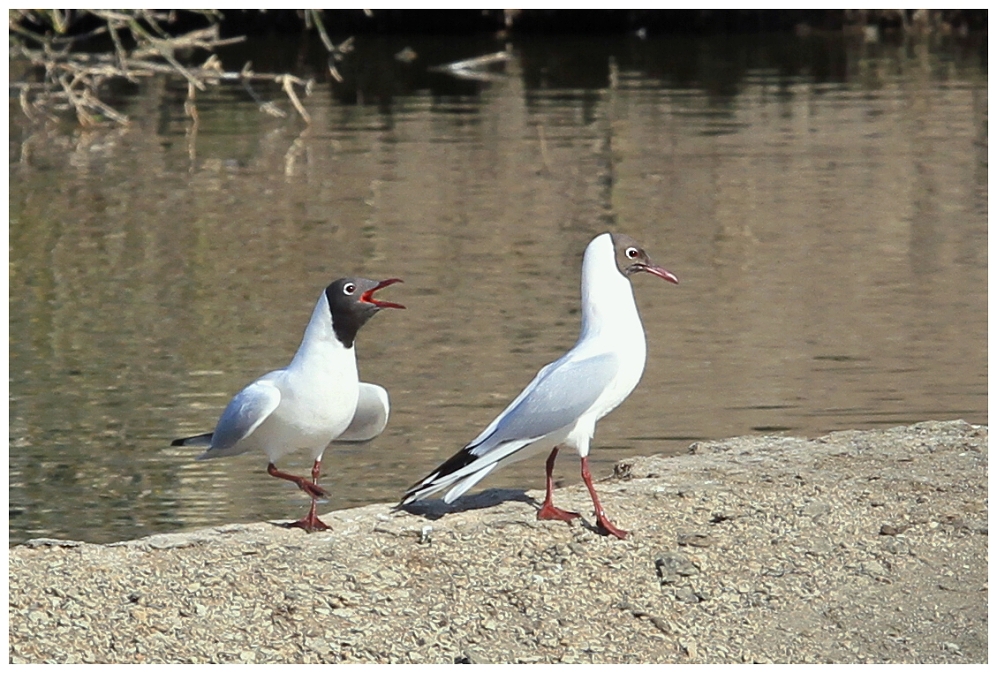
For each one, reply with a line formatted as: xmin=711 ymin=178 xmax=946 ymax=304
xmin=8 ymin=421 xmax=987 ymax=663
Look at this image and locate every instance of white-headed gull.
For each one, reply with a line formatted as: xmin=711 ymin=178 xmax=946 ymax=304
xmin=401 ymin=233 xmax=677 ymax=539
xmin=173 ymin=277 xmax=404 ymax=532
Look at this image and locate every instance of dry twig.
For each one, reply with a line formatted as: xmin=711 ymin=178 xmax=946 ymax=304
xmin=9 ymin=9 xmax=331 ymax=127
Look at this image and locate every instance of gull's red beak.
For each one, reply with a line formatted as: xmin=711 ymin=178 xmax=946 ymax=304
xmin=641 ymin=265 xmax=679 ymax=285
xmin=361 ymin=278 xmax=405 ymax=309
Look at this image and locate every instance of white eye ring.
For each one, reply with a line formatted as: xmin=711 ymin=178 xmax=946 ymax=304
xmin=625 ymin=247 xmax=639 ymax=259
xmin=343 ymin=283 xmax=357 ymax=295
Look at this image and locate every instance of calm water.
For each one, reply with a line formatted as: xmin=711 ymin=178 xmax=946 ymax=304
xmin=8 ymin=33 xmax=987 ymax=544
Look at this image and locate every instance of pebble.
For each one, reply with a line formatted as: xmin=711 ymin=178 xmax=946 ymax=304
xmin=655 ymin=552 xmax=699 ymax=584
xmin=673 ymin=587 xmax=701 ymax=604
xmin=676 ymin=532 xmax=714 ymax=547
xmin=862 ymin=560 xmax=888 ymax=577
xmin=801 ymin=502 xmax=831 ymax=518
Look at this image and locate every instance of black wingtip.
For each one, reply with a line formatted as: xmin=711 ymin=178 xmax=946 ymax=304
xmin=171 ymin=432 xmax=213 ymax=448
xmin=400 ymin=468 xmax=446 ymax=505
xmin=399 ymin=446 xmax=483 ymax=505
xmin=422 ymin=450 xmax=478 ymax=484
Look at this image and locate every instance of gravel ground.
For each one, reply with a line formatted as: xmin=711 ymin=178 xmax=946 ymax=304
xmin=8 ymin=421 xmax=988 ymax=664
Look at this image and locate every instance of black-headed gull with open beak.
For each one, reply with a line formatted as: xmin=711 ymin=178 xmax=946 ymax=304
xmin=401 ymin=233 xmax=677 ymax=539
xmin=172 ymin=277 xmax=404 ymax=532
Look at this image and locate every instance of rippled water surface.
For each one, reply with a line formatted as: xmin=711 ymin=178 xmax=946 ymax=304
xmin=9 ymin=33 xmax=987 ymax=544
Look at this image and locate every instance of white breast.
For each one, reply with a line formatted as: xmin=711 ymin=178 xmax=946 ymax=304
xmin=253 ymin=294 xmax=362 ymax=462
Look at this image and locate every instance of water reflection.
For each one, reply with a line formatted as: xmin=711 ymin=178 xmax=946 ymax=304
xmin=8 ymin=33 xmax=987 ymax=544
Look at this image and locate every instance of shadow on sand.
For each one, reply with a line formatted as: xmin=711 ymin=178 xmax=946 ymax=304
xmin=395 ymin=488 xmax=537 ymax=521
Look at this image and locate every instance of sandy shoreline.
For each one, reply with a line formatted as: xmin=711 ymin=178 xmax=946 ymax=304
xmin=8 ymin=421 xmax=987 ymax=663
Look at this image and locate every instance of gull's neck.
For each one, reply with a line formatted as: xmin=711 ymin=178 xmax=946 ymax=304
xmin=578 ymin=233 xmax=644 ymax=347
xmin=288 ymin=293 xmax=354 ymax=374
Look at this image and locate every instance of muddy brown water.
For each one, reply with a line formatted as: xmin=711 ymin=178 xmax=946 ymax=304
xmin=8 ymin=34 xmax=987 ymax=544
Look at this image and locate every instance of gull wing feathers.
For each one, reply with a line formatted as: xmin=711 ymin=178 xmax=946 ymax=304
xmin=402 ymin=352 xmax=619 ymax=504
xmin=196 ymin=377 xmax=281 ymax=460
xmin=466 ymin=352 xmax=619 ymax=456
xmin=334 ymin=383 xmax=390 ymax=443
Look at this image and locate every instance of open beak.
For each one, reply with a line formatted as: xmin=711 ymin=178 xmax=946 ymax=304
xmin=639 ymin=264 xmax=679 ymax=285
xmin=361 ymin=278 xmax=406 ymax=309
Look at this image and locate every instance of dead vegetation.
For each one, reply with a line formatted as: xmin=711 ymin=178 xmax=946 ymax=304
xmin=9 ymin=9 xmax=351 ymax=127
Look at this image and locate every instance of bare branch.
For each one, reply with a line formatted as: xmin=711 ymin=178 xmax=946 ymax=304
xmin=307 ymin=9 xmax=335 ymax=52
xmin=184 ymin=81 xmax=199 ymax=123
xmin=10 ymin=9 xmax=333 ymax=127
xmin=282 ymin=75 xmax=312 ymax=125
xmin=107 ymin=23 xmax=136 ymax=83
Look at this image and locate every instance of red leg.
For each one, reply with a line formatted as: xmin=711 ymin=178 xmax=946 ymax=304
xmin=288 ymin=499 xmax=331 ymax=532
xmin=580 ymin=457 xmax=628 ymax=539
xmin=537 ymin=447 xmax=581 ymax=522
xmin=268 ymin=460 xmax=332 ymax=532
xmin=267 ymin=462 xmax=330 ymax=499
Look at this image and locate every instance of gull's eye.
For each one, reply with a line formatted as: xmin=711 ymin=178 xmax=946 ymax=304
xmin=343 ymin=283 xmax=357 ymax=295
xmin=625 ymin=246 xmax=639 ymax=259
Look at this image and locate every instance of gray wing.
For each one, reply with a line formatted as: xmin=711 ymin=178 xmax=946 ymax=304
xmin=400 ymin=352 xmax=620 ymax=505
xmin=197 ymin=378 xmax=281 ymax=460
xmin=466 ymin=352 xmax=619 ymax=457
xmin=334 ymin=383 xmax=390 ymax=443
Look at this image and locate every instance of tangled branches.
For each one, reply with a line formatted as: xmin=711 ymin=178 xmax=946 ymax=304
xmin=9 ymin=9 xmax=348 ymax=127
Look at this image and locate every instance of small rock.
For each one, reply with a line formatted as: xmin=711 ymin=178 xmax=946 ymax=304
xmin=863 ymin=561 xmax=887 ymax=577
xmin=880 ymin=539 xmax=908 ymax=555
xmin=457 ymin=649 xmax=489 ymax=664
xmin=677 ymin=532 xmax=714 ymax=548
xmin=375 ymin=569 xmax=401 ymax=583
xmin=880 ymin=523 xmax=908 ymax=536
xmin=305 ymin=636 xmax=329 ymax=651
xmin=801 ymin=502 xmax=831 ymax=518
xmin=674 ymin=587 xmax=701 ymax=604
xmin=655 ymin=552 xmax=699 ymax=585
